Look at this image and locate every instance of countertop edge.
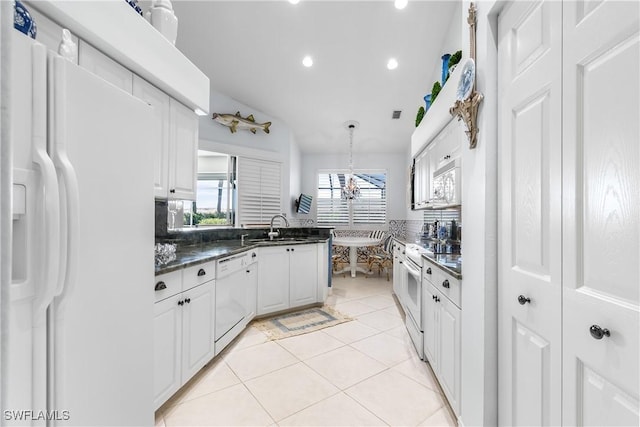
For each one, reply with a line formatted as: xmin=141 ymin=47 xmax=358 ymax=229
xmin=155 ymin=238 xmax=330 ymax=276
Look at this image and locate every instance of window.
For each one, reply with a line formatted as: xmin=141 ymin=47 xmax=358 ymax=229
xmin=237 ymin=157 xmax=282 ymax=226
xmin=182 ymin=152 xmax=236 ymax=227
xmin=317 ymin=171 xmax=387 ymax=226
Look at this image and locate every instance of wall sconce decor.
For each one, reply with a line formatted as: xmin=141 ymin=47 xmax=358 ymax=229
xmin=449 ymin=2 xmax=484 ymax=149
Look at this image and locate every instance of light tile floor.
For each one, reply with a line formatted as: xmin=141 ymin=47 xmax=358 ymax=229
xmin=155 ymin=274 xmax=458 ymax=427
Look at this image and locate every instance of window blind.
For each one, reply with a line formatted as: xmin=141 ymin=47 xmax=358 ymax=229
xmin=237 ymin=157 xmax=282 ymax=226
xmin=317 ymin=171 xmax=386 ymax=226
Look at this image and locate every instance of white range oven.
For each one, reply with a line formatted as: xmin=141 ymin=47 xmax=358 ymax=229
xmin=402 ymin=244 xmax=425 ymax=358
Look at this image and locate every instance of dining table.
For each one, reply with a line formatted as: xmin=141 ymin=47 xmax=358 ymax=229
xmin=332 ymin=236 xmax=382 ymax=278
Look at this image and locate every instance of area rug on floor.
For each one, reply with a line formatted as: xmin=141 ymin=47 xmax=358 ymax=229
xmin=252 ymin=306 xmax=353 ymax=340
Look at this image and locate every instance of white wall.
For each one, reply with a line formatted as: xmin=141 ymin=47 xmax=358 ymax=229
xmin=198 ymin=90 xmax=301 ymax=218
xmin=299 ymin=152 xmax=407 ymax=227
xmin=458 ymin=1 xmax=499 ymax=426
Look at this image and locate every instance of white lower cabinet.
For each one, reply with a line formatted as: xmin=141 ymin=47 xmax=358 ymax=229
xmin=257 ymin=244 xmax=319 ymax=316
xmin=153 ymin=272 xmax=215 ymax=410
xmin=422 ymin=265 xmax=461 ymax=416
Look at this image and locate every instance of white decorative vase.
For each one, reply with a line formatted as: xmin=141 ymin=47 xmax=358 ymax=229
xmin=145 ymin=0 xmax=178 ymax=45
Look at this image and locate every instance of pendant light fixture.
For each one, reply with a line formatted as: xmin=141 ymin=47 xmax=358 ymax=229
xmin=341 ymin=121 xmax=360 ymax=201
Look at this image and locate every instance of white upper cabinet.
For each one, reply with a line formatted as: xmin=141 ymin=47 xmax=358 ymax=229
xmin=79 ymin=41 xmax=133 ymax=93
xmin=133 ymin=78 xmax=198 ymax=200
xmin=169 ymin=99 xmax=198 ymax=200
xmin=133 ymin=76 xmax=170 ymax=198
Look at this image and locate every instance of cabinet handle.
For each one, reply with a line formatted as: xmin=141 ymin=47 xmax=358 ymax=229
xmin=169 ymin=189 xmax=175 ymax=194
xmin=426 ymin=267 xmax=432 ymax=275
xmin=291 ymin=248 xmax=295 ymax=252
xmin=442 ymin=279 xmax=450 ymax=289
xmin=185 ymin=298 xmax=191 ymax=304
xmin=435 ymin=296 xmax=440 ymax=303
xmin=246 ymin=270 xmax=250 ymax=273
xmin=286 ymin=248 xmax=290 ymax=252
xmin=155 ymin=281 xmax=167 ymax=291
xmin=178 ymin=300 xmax=184 ymax=306
xmin=432 ymin=295 xmax=437 ymax=300
xmin=517 ymin=295 xmax=531 ymax=305
xmin=589 ymin=325 xmax=611 ymax=340
xmin=444 ymin=154 xmax=451 ymax=160
xmin=197 ymin=269 xmax=206 ymax=277
xmin=252 ymin=252 xmax=257 ymax=258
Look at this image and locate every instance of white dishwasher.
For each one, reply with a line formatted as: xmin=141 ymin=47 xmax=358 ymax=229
xmin=215 ymin=250 xmax=258 ymax=355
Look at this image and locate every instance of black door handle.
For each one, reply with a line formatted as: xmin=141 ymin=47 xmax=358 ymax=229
xmin=185 ymin=298 xmax=191 ymax=304
xmin=426 ymin=267 xmax=432 ymax=274
xmin=177 ymin=300 xmax=184 ymax=306
xmin=197 ymin=269 xmax=206 ymax=277
xmin=589 ymin=325 xmax=610 ymax=340
xmin=518 ymin=295 xmax=531 ymax=305
xmin=442 ymin=280 xmax=450 ymax=289
xmin=155 ymin=281 xmax=167 ymax=291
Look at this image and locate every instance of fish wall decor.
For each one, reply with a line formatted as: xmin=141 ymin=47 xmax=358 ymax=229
xmin=212 ymin=111 xmax=271 ymax=134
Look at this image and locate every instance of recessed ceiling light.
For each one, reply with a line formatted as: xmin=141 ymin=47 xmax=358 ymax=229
xmin=289 ymin=0 xmax=300 ymax=4
xmin=302 ymin=55 xmax=313 ymax=67
xmin=387 ymin=58 xmax=398 ymax=70
xmin=394 ymin=0 xmax=408 ymax=9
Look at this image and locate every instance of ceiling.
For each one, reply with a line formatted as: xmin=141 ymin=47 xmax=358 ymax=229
xmin=172 ymin=1 xmax=459 ymax=154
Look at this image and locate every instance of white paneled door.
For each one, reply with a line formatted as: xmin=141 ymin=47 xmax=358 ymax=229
xmin=562 ymin=1 xmax=639 ymax=425
xmin=498 ymin=1 xmax=563 ymax=425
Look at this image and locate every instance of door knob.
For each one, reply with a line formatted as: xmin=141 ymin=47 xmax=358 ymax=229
xmin=517 ymin=295 xmax=531 ymax=305
xmin=177 ymin=300 xmax=184 ymax=306
xmin=589 ymin=325 xmax=610 ymax=340
xmin=426 ymin=267 xmax=432 ymax=274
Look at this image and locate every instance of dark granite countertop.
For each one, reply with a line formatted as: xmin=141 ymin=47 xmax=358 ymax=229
xmin=422 ymin=253 xmax=462 ymax=280
xmin=155 ymin=237 xmax=330 ymax=276
xmin=392 ymin=237 xmax=462 ymax=279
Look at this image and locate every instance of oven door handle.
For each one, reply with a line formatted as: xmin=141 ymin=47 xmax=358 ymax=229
xmin=404 ymin=261 xmax=421 ymax=279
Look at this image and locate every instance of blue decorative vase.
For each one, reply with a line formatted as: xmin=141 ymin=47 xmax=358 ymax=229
xmin=441 ymin=53 xmax=451 ymax=85
xmin=14 ymin=0 xmax=37 ymax=39
xmin=423 ymin=94 xmax=432 ymax=112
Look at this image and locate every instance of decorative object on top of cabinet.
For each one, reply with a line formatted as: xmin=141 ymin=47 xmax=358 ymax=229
xmin=431 ymin=81 xmax=442 ymax=103
xmin=440 ymin=54 xmax=451 ymax=85
xmin=416 ymin=106 xmax=425 ymax=127
xmin=424 ymin=94 xmax=432 ymax=112
xmin=14 ymin=0 xmax=37 ymax=39
xmin=448 ymin=50 xmax=462 ymax=77
xmin=212 ymin=111 xmax=272 ymax=134
xmin=449 ymin=2 xmax=483 ymax=149
xmin=145 ymin=0 xmax=178 ymax=45
xmin=125 ymin=0 xmax=143 ymax=16
xmin=58 ymin=29 xmax=77 ymax=62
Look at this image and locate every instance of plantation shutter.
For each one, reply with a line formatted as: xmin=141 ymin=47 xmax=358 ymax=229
xmin=316 ymin=171 xmax=386 ymax=226
xmin=352 ymin=173 xmax=386 ymax=224
xmin=316 ymin=173 xmax=349 ymax=225
xmin=237 ymin=157 xmax=282 ymax=226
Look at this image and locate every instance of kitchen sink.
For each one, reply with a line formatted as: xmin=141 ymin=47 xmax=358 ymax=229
xmin=246 ymin=237 xmax=309 ymax=244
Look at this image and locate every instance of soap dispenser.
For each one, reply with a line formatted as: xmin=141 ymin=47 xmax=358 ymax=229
xmin=145 ymin=0 xmax=178 ymax=45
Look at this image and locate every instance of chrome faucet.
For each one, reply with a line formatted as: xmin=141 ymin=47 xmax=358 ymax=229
xmin=241 ymin=234 xmax=249 ymax=245
xmin=268 ymin=214 xmax=289 ymax=240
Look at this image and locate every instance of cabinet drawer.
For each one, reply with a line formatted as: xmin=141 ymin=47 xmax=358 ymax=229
xmin=154 ymin=270 xmax=182 ymax=302
xmin=422 ymin=260 xmax=437 ymax=285
xmin=183 ymin=260 xmax=216 ymax=290
xmin=431 ymin=267 xmax=461 ymax=309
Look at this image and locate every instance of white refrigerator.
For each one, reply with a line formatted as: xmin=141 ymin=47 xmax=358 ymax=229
xmin=6 ymin=29 xmax=155 ymax=426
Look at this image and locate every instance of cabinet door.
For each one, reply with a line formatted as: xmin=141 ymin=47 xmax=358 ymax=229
xmin=133 ymin=77 xmax=170 ymax=198
xmin=317 ymin=242 xmax=329 ymax=303
xmin=169 ymin=99 xmax=198 ymax=200
xmin=78 ymin=41 xmax=132 ymax=93
xmin=422 ymin=283 xmax=438 ymax=370
xmin=257 ymin=247 xmax=290 ymax=315
xmin=153 ymin=294 xmax=182 ymax=410
xmin=181 ymin=281 xmax=214 ymax=383
xmin=562 ymin=1 xmax=639 ymax=425
xmin=244 ymin=263 xmax=258 ymax=324
xmin=497 ymin=2 xmax=563 ymax=426
xmin=289 ymin=245 xmax=318 ymax=308
xmin=438 ymin=294 xmax=461 ymax=416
